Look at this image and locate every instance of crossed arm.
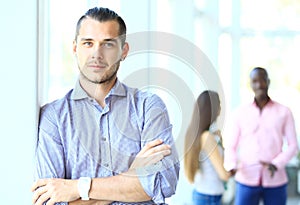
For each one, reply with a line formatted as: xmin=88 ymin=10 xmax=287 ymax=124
xmin=31 ymin=139 xmax=171 ymax=205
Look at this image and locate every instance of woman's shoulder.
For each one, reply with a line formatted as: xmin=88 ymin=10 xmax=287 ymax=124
xmin=200 ymin=131 xmax=218 ymax=149
xmin=201 ymin=131 xmax=215 ymax=142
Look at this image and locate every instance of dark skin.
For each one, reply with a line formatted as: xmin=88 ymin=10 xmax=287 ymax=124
xmin=249 ymin=69 xmax=270 ymax=110
xmin=230 ymin=68 xmax=277 ymax=178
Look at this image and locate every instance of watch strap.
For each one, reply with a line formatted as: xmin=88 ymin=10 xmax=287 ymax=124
xmin=78 ymin=177 xmax=91 ymax=200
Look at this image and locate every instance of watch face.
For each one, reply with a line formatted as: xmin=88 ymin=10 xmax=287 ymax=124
xmin=82 ymin=178 xmax=91 ymax=188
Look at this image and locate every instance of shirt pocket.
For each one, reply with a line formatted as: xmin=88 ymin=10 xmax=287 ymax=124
xmin=109 ymin=121 xmax=142 ymax=174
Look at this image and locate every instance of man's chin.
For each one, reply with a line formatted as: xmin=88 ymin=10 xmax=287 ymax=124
xmin=80 ymin=74 xmax=104 ymax=84
xmin=80 ymin=70 xmax=117 ymax=85
xmin=91 ymin=77 xmax=116 ymax=85
xmin=255 ymin=92 xmax=268 ymax=100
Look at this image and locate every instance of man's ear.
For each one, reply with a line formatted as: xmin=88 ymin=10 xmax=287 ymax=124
xmin=73 ymin=40 xmax=77 ymax=54
xmin=121 ymin=42 xmax=129 ymax=60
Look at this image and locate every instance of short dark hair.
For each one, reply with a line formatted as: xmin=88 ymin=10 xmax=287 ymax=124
xmin=75 ymin=7 xmax=127 ymax=45
xmin=250 ymin=67 xmax=269 ymax=80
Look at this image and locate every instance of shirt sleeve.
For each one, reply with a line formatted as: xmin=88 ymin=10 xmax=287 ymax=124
xmin=136 ymin=94 xmax=180 ymax=204
xmin=271 ymin=108 xmax=299 ymax=169
xmin=35 ymin=104 xmax=66 ymax=179
xmin=223 ymin=109 xmax=240 ymax=171
xmin=35 ymin=105 xmax=68 ymax=205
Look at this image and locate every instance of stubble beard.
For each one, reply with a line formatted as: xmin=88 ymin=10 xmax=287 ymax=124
xmin=79 ymin=62 xmax=120 ymax=85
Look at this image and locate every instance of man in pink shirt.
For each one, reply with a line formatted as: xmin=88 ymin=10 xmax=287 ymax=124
xmin=224 ymin=67 xmax=298 ymax=205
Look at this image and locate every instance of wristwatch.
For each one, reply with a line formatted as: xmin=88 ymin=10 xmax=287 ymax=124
xmin=78 ymin=177 xmax=91 ymax=200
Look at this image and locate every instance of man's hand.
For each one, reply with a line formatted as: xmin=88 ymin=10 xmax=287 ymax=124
xmin=130 ymin=139 xmax=171 ymax=170
xmin=31 ymin=178 xmax=79 ymax=205
xmin=260 ymin=161 xmax=277 ymax=177
xmin=229 ymin=169 xmax=237 ymax=176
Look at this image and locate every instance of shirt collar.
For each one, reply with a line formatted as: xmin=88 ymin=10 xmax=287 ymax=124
xmin=252 ymin=97 xmax=274 ymax=108
xmin=109 ymin=79 xmax=126 ymax=97
xmin=70 ymin=78 xmax=126 ymax=100
xmin=70 ymin=79 xmax=89 ymax=100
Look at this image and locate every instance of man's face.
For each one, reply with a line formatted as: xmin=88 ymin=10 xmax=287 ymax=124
xmin=250 ymin=70 xmax=269 ymax=98
xmin=73 ymin=18 xmax=129 ymax=84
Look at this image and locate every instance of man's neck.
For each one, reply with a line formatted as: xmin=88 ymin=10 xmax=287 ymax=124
xmin=79 ymin=77 xmax=117 ymax=107
xmin=254 ymin=95 xmax=270 ymax=110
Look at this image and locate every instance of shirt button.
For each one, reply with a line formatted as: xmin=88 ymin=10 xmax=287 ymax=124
xmin=102 ymin=137 xmax=107 ymax=141
xmin=104 ymin=163 xmax=109 ymax=167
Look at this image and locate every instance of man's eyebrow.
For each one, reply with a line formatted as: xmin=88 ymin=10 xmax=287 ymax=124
xmin=80 ymin=38 xmax=93 ymax=42
xmin=103 ymin=38 xmax=118 ymax=42
xmin=79 ymin=38 xmax=118 ymax=42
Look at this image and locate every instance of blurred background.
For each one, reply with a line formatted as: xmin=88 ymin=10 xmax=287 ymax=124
xmin=0 ymin=0 xmax=299 ymax=204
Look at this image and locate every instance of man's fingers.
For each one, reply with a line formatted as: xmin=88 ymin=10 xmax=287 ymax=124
xmin=143 ymin=153 xmax=164 ymax=165
xmin=145 ymin=139 xmax=164 ymax=148
xmin=143 ymin=144 xmax=171 ymax=156
xmin=260 ymin=161 xmax=268 ymax=166
xmin=139 ymin=139 xmax=163 ymax=154
xmin=259 ymin=161 xmax=277 ymax=178
xmin=145 ymin=150 xmax=171 ymax=165
xmin=131 ymin=140 xmax=171 ymax=169
xmin=152 ymin=148 xmax=171 ymax=158
xmin=33 ymin=189 xmax=50 ymax=205
xmin=32 ymin=186 xmax=47 ymax=204
xmin=130 ymin=149 xmax=171 ymax=169
xmin=230 ymin=169 xmax=237 ymax=176
xmin=139 ymin=149 xmax=171 ymax=166
xmin=31 ymin=179 xmax=49 ymax=192
xmin=46 ymin=198 xmax=56 ymax=205
xmin=268 ymin=164 xmax=277 ymax=178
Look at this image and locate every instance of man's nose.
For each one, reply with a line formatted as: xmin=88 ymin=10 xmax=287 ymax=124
xmin=91 ymin=45 xmax=104 ymax=59
xmin=256 ymin=81 xmax=265 ymax=89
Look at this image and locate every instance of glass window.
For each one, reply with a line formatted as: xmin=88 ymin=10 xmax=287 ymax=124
xmin=238 ymin=2 xmax=300 ymax=136
xmin=241 ymin=0 xmax=300 ymax=30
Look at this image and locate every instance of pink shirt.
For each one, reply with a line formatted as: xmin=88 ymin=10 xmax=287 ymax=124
xmin=224 ymin=99 xmax=298 ymax=187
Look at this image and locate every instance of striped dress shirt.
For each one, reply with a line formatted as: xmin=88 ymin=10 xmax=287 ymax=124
xmin=35 ymin=79 xmax=180 ymax=205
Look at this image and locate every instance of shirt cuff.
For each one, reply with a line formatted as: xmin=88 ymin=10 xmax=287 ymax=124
xmin=137 ymin=160 xmax=180 ymax=204
xmin=136 ymin=163 xmax=164 ymax=204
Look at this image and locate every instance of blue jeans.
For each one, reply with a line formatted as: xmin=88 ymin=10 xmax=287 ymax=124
xmin=192 ymin=190 xmax=222 ymax=205
xmin=235 ymin=182 xmax=287 ymax=205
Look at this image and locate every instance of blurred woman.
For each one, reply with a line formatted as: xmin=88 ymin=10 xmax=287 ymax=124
xmin=184 ymin=90 xmax=231 ymax=205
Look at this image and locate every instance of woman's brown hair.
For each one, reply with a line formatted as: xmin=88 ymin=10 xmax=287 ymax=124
xmin=184 ymin=90 xmax=220 ymax=183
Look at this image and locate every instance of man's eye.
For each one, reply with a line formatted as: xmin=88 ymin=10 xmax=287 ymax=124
xmin=103 ymin=42 xmax=115 ymax=48
xmin=83 ymin=42 xmax=93 ymax=46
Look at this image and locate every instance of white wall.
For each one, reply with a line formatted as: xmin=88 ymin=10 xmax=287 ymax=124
xmin=0 ymin=0 xmax=37 ymax=203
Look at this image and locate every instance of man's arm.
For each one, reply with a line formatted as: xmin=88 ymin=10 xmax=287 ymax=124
xmin=87 ymin=139 xmax=172 ymax=202
xmin=35 ymin=105 xmax=66 ymax=180
xmin=32 ymin=139 xmax=171 ymax=205
xmin=271 ymin=108 xmax=299 ymax=169
xmin=72 ymin=199 xmax=116 ymax=205
xmin=69 ymin=199 xmax=110 ymax=205
xmin=34 ymin=105 xmax=111 ymax=205
xmin=34 ymin=105 xmax=68 ymax=205
xmin=133 ymin=94 xmax=180 ymax=204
